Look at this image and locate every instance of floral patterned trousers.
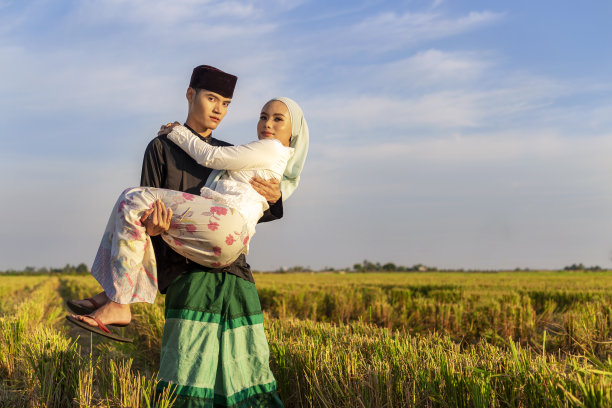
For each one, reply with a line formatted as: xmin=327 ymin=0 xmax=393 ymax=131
xmin=91 ymin=187 xmax=249 ymax=304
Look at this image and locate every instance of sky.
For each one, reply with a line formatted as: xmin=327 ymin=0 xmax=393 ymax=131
xmin=1 ymin=0 xmax=611 ymax=271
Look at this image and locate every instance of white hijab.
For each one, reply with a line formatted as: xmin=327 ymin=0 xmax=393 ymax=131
xmin=269 ymin=97 xmax=309 ymax=201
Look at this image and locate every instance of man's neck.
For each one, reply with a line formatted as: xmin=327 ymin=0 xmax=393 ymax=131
xmin=184 ymin=118 xmax=212 ymax=138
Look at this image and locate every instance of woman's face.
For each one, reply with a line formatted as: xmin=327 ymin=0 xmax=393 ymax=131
xmin=257 ymin=101 xmax=292 ymax=147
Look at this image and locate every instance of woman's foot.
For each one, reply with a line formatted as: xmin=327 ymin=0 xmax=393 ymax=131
xmin=71 ymin=291 xmax=109 ymax=310
xmin=72 ymin=301 xmax=132 ymax=328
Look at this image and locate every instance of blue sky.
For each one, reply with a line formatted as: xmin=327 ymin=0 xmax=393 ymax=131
xmin=1 ymin=0 xmax=611 ymax=271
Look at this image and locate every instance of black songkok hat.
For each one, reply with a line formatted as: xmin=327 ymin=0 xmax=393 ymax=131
xmin=189 ymin=65 xmax=237 ymax=99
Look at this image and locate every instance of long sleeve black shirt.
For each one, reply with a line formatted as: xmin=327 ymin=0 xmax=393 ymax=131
xmin=140 ymin=126 xmax=283 ymax=292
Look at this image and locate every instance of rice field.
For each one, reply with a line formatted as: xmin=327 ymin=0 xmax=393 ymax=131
xmin=0 ymin=270 xmax=610 ymax=407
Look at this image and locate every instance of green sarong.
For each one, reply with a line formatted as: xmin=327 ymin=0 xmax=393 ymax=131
xmin=156 ymin=271 xmax=283 ymax=408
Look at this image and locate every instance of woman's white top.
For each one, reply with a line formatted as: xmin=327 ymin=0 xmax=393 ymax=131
xmin=168 ymin=126 xmax=294 ymax=251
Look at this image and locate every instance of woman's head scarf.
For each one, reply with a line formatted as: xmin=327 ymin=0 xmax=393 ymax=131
xmin=205 ymin=96 xmax=309 ymax=201
xmin=268 ymin=96 xmax=309 ymax=200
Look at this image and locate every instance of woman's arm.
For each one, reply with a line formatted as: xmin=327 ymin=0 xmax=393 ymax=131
xmin=167 ymin=125 xmax=282 ymax=171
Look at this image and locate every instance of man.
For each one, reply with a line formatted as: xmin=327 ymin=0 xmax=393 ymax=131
xmin=67 ymin=66 xmax=282 ymax=327
xmin=141 ymin=65 xmax=283 ymax=291
xmin=144 ymin=66 xmax=285 ymax=407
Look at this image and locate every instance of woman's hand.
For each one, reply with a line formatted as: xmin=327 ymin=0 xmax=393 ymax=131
xmin=250 ymin=177 xmax=281 ymax=203
xmin=158 ymin=121 xmax=181 ymax=136
xmin=140 ymin=200 xmax=173 ymax=236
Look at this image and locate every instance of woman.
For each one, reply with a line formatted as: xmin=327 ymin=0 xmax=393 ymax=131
xmin=67 ymin=97 xmax=308 ymax=347
xmin=155 ymin=96 xmax=307 ymax=407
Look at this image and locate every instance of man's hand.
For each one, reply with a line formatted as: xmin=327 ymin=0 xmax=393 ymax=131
xmin=250 ymin=177 xmax=281 ymax=203
xmin=140 ymin=200 xmax=173 ymax=236
xmin=158 ymin=121 xmax=181 ymax=136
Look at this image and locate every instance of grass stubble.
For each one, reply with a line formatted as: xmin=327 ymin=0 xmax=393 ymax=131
xmin=0 ymin=276 xmax=175 ymax=407
xmin=0 ymin=271 xmax=610 ymax=407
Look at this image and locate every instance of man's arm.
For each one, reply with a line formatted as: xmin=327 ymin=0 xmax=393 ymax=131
xmin=250 ymin=177 xmax=283 ymax=223
xmin=259 ymin=199 xmax=283 ymax=223
xmin=139 ymin=139 xmax=174 ymax=235
xmin=141 ymin=138 xmax=166 ymax=188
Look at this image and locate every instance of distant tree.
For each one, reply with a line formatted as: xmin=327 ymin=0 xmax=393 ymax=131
xmin=76 ymin=263 xmax=89 ymax=274
xmin=382 ymin=262 xmax=396 ymax=271
xmin=362 ymin=260 xmax=377 ymax=271
xmin=564 ymin=263 xmax=585 ymax=271
xmin=63 ymin=264 xmax=76 ymax=274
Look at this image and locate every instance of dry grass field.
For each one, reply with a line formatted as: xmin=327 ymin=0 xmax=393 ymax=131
xmin=0 ymin=271 xmax=610 ymax=407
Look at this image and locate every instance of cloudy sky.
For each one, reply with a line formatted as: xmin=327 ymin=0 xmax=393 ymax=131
xmin=1 ymin=0 xmax=611 ymax=271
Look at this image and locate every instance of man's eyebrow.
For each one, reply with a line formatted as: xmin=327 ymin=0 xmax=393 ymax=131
xmin=203 ymin=93 xmax=231 ymax=104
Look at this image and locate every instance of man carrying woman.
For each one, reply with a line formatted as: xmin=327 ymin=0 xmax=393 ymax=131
xmin=68 ymin=65 xmax=308 ymax=407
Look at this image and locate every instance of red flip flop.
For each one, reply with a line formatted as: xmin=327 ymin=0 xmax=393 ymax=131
xmin=66 ymin=299 xmax=128 ymax=327
xmin=65 ymin=315 xmax=133 ymax=343
xmin=66 ymin=297 xmax=102 ymax=315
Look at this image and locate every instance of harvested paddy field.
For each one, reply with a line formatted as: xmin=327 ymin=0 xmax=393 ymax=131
xmin=1 ymin=271 xmax=610 ymax=407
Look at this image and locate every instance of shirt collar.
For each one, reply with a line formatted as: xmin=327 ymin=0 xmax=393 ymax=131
xmin=183 ymin=123 xmax=212 ymax=142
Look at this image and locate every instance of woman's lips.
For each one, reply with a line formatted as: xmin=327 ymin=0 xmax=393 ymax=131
xmin=261 ymin=131 xmax=273 ymax=137
xmin=210 ymin=117 xmax=220 ymax=123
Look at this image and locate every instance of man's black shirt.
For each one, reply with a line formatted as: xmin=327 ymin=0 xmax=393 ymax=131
xmin=140 ymin=127 xmax=283 ymax=292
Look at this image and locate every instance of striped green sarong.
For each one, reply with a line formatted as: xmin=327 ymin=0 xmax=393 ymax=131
xmin=156 ymin=271 xmax=283 ymax=407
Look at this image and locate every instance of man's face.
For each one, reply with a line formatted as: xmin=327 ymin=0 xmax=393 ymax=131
xmin=187 ymin=88 xmax=231 ymax=133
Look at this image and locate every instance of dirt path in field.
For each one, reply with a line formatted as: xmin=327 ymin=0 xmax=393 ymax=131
xmin=55 ymin=277 xmax=98 ymax=357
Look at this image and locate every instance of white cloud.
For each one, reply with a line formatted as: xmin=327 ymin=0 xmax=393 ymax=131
xmin=317 ymin=131 xmax=612 ymax=166
xmin=301 ymin=64 xmax=571 ymax=140
xmin=73 ymin=0 xmax=234 ymax=25
xmin=0 ymin=45 xmax=184 ymax=119
xmin=346 ymin=10 xmax=503 ymax=53
xmin=68 ymin=0 xmax=299 ymax=28
xmin=393 ymin=49 xmax=493 ymax=86
xmin=585 ymin=104 xmax=612 ymax=129
xmin=431 ymin=0 xmax=444 ymax=9
xmin=313 ymin=92 xmax=482 ymax=130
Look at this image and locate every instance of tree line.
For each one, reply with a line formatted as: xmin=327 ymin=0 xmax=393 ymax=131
xmin=1 ymin=261 xmax=607 ymax=275
xmin=0 ymin=263 xmax=90 ymax=275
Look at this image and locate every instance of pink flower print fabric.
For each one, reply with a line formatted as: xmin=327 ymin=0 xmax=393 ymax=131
xmin=90 ymin=186 xmax=250 ymax=304
xmin=210 ymin=206 xmax=228 ymax=216
xmin=162 ymin=194 xmax=248 ymax=268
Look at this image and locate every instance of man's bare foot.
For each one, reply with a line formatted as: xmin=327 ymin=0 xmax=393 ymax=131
xmin=72 ymin=301 xmax=132 ymax=327
xmin=71 ymin=291 xmax=109 ymax=310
